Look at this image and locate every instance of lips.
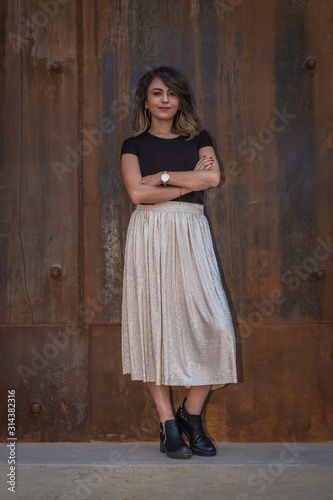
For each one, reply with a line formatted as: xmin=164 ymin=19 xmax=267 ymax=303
xmin=158 ymin=107 xmax=171 ymax=110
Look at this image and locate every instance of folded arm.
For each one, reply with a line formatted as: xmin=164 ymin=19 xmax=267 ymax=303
xmin=141 ymin=146 xmax=220 ymax=191
xmin=121 ymin=153 xmax=192 ymax=205
xmin=121 ymin=146 xmax=220 ymax=205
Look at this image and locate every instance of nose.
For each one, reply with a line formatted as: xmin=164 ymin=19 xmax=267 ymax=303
xmin=161 ymin=92 xmax=169 ymax=103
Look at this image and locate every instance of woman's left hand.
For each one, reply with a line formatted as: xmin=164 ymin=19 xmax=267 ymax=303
xmin=194 ymin=155 xmax=214 ymax=171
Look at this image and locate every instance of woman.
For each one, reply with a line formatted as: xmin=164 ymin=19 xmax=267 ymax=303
xmin=121 ymin=66 xmax=237 ymax=459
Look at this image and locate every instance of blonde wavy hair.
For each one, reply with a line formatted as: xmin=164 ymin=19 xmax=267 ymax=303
xmin=131 ymin=66 xmax=200 ymax=140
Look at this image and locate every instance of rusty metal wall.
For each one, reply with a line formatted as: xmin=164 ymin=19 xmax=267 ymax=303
xmin=0 ymin=0 xmax=332 ymax=443
xmin=0 ymin=0 xmax=88 ymax=441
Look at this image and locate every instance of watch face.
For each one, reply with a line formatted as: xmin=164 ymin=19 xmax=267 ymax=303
xmin=161 ymin=173 xmax=170 ymax=182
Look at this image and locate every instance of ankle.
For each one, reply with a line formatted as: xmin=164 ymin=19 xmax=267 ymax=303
xmin=160 ymin=414 xmax=175 ymax=424
xmin=184 ymin=399 xmax=201 ymax=416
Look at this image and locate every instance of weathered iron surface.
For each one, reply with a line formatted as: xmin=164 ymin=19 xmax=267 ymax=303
xmin=0 ymin=0 xmax=85 ymax=440
xmin=0 ymin=325 xmax=89 ymax=441
xmin=0 ymin=0 xmax=80 ymax=325
xmin=0 ymin=0 xmax=332 ymax=442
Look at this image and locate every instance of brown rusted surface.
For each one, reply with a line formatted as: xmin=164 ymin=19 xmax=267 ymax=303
xmin=89 ymin=325 xmax=160 ymax=441
xmin=0 ymin=326 xmax=88 ymax=441
xmin=1 ymin=0 xmax=332 ymax=442
xmin=0 ymin=0 xmax=80 ymax=325
xmin=208 ymin=324 xmax=333 ymax=442
xmin=0 ymin=0 xmax=88 ymax=440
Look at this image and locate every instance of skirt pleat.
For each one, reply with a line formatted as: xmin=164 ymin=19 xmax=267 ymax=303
xmin=121 ymin=201 xmax=237 ymax=388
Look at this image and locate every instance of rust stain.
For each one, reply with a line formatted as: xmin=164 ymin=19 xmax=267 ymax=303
xmin=61 ymin=402 xmax=67 ymax=416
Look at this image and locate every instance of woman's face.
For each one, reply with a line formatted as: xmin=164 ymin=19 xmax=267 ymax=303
xmin=145 ymin=78 xmax=180 ymax=122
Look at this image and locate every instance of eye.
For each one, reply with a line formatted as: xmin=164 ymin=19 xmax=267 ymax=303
xmin=169 ymin=92 xmax=176 ymax=96
xmin=153 ymin=91 xmax=161 ymax=96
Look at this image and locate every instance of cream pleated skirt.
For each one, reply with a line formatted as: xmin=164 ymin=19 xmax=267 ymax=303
xmin=121 ymin=201 xmax=237 ymax=389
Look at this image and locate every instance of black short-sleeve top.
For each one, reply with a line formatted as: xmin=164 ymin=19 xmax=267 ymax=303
xmin=120 ymin=129 xmax=214 ymax=205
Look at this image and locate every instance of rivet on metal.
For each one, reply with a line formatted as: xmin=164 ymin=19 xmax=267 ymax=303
xmin=313 ymin=267 xmax=325 ymax=279
xmin=50 ymin=266 xmax=61 ymax=278
xmin=51 ymin=61 xmax=63 ymax=72
xmin=304 ymin=58 xmax=317 ymax=71
xmin=31 ymin=402 xmax=42 ymax=414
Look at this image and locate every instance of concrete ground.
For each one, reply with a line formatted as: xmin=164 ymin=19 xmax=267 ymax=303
xmin=0 ymin=441 xmax=332 ymax=500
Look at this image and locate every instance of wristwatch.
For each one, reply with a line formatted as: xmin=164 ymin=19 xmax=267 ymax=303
xmin=160 ymin=171 xmax=170 ymax=186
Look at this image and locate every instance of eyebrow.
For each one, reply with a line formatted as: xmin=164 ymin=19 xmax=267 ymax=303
xmin=151 ymin=87 xmax=172 ymax=91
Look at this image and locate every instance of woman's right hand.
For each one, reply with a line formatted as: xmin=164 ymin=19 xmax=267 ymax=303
xmin=194 ymin=155 xmax=214 ymax=170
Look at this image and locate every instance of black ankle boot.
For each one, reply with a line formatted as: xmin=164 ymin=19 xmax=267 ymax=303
xmin=160 ymin=419 xmax=193 ymax=459
xmin=176 ymin=398 xmax=217 ymax=456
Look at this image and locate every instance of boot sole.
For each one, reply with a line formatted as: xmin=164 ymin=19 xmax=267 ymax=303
xmin=160 ymin=441 xmax=193 ymax=459
xmin=190 ymin=447 xmax=216 ymax=457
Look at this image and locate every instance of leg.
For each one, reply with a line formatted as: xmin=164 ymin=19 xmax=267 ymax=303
xmin=185 ymin=385 xmax=212 ymax=414
xmin=147 ymin=382 xmax=174 ymax=423
xmin=176 ymin=385 xmax=216 ymax=457
xmin=147 ymin=382 xmax=193 ymax=459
